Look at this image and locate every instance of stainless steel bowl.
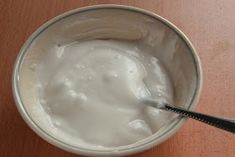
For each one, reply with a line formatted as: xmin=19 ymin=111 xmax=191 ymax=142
xmin=12 ymin=4 xmax=202 ymax=156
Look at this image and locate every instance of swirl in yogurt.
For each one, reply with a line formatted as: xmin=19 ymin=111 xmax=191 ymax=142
xmin=37 ymin=40 xmax=174 ymax=148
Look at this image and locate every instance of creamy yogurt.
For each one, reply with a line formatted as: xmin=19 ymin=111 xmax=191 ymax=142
xmin=36 ymin=40 xmax=174 ymax=148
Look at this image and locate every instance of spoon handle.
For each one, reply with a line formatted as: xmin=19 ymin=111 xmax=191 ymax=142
xmin=164 ymin=104 xmax=235 ymax=133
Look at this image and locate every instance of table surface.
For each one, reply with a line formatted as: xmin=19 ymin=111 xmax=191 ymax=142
xmin=0 ymin=0 xmax=235 ymax=157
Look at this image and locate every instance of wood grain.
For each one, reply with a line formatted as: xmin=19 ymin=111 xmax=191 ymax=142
xmin=0 ymin=0 xmax=235 ymax=157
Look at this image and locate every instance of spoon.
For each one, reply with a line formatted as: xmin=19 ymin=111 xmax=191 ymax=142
xmin=143 ymin=99 xmax=235 ymax=133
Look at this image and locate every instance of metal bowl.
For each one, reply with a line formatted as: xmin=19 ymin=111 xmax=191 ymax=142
xmin=12 ymin=4 xmax=202 ymax=156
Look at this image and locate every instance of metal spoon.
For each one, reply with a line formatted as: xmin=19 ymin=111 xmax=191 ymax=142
xmin=143 ymin=99 xmax=235 ymax=133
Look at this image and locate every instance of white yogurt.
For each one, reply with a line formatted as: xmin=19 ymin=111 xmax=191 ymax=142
xmin=36 ymin=40 xmax=174 ymax=148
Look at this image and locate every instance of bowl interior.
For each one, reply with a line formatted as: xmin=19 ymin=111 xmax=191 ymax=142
xmin=15 ymin=7 xmax=200 ymax=155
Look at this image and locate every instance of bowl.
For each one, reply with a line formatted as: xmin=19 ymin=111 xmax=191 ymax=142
xmin=12 ymin=4 xmax=202 ymax=156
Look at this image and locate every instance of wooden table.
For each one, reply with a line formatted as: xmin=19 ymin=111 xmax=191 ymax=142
xmin=0 ymin=0 xmax=235 ymax=157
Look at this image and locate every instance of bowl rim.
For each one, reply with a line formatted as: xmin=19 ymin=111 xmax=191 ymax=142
xmin=12 ymin=4 xmax=203 ymax=156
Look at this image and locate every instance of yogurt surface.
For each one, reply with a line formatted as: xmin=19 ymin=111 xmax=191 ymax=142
xmin=36 ymin=40 xmax=174 ymax=148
